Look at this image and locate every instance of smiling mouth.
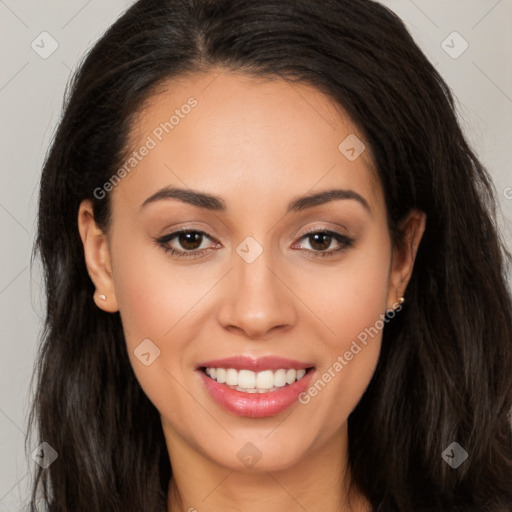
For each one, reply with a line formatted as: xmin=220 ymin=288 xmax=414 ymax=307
xmin=200 ymin=366 xmax=314 ymax=394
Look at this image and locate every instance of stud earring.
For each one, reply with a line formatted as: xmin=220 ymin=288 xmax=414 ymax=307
xmin=390 ymin=296 xmax=405 ymax=311
xmin=98 ymin=294 xmax=106 ymax=301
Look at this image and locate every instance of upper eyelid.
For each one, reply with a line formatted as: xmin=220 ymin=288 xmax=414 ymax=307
xmin=158 ymin=229 xmax=217 ymax=244
xmin=292 ymin=230 xmax=352 ymax=249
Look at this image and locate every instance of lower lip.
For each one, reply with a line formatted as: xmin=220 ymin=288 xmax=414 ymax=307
xmin=198 ymin=369 xmax=315 ymax=418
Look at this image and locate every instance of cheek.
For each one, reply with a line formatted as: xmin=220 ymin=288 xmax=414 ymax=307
xmin=111 ymin=248 xmax=171 ymax=342
xmin=296 ymin=233 xmax=391 ymax=421
xmin=109 ymin=237 xmax=201 ymax=418
xmin=298 ymin=230 xmax=391 ymax=342
xmin=109 ymin=230 xmax=218 ymax=395
xmin=110 ymin=230 xmax=201 ymax=343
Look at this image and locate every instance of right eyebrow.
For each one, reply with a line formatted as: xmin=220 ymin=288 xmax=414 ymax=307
xmin=140 ymin=186 xmax=226 ymax=211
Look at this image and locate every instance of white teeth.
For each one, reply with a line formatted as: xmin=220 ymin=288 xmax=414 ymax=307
xmin=225 ymin=368 xmax=238 ymax=386
xmin=216 ymin=368 xmax=226 ymax=384
xmin=255 ymin=370 xmax=274 ymax=389
xmin=235 ymin=386 xmax=258 ymax=393
xmin=286 ymin=369 xmax=297 ymax=384
xmin=238 ymin=369 xmax=256 ymax=388
xmin=204 ymin=366 xmax=310 ymax=391
xmin=274 ymin=369 xmax=287 ymax=387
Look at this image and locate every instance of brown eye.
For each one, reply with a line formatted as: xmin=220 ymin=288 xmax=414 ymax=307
xmin=308 ymin=232 xmax=333 ymax=251
xmin=291 ymin=229 xmax=354 ymax=256
xmin=155 ymin=229 xmax=220 ymax=259
xmin=178 ymin=231 xmax=203 ymax=250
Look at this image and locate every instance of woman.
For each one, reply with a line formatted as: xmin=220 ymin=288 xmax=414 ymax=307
xmin=28 ymin=0 xmax=512 ymax=510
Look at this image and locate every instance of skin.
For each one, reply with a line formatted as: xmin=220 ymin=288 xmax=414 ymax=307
xmin=78 ymin=69 xmax=426 ymax=511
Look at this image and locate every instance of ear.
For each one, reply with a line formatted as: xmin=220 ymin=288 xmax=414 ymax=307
xmin=77 ymin=199 xmax=119 ymax=313
xmin=387 ymin=209 xmax=426 ymax=310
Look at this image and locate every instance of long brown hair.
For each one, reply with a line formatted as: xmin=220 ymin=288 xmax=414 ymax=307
xmin=29 ymin=0 xmax=512 ymax=510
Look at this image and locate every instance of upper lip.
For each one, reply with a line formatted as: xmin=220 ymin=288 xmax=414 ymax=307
xmin=197 ymin=355 xmax=314 ymax=372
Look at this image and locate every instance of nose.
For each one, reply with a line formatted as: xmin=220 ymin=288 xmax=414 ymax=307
xmin=217 ymin=247 xmax=298 ymax=340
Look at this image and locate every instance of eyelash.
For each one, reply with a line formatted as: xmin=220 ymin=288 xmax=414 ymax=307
xmin=155 ymin=228 xmax=354 ymax=260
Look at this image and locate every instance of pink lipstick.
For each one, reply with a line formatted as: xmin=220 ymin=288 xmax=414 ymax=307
xmin=196 ymin=356 xmax=315 ymax=418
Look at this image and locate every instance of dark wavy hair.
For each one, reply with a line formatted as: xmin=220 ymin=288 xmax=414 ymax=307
xmin=27 ymin=0 xmax=512 ymax=510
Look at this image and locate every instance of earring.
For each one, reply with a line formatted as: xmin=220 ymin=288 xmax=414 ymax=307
xmin=98 ymin=294 xmax=106 ymax=301
xmin=391 ymin=296 xmax=405 ymax=311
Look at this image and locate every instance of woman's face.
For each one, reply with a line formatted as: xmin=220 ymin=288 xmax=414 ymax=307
xmin=80 ymin=70 xmax=423 ymax=474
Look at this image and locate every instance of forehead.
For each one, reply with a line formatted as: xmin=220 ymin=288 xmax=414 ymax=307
xmin=112 ymin=70 xmax=385 ymax=216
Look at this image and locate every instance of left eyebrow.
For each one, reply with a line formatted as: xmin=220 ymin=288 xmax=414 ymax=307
xmin=286 ymin=189 xmax=371 ymax=215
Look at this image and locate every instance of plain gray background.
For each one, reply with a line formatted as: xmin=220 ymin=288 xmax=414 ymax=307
xmin=1 ymin=0 xmax=511 ymax=509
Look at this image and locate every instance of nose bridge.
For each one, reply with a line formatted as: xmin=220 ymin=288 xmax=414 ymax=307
xmin=237 ymin=249 xmax=275 ymax=298
xmin=217 ymin=237 xmax=296 ymax=338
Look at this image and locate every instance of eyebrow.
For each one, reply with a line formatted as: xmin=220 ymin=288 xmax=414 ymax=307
xmin=140 ymin=186 xmax=371 ymax=214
